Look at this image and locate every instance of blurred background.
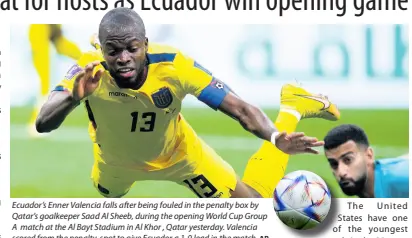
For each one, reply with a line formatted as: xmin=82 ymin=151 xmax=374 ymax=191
xmin=10 ymin=24 xmax=409 ymax=198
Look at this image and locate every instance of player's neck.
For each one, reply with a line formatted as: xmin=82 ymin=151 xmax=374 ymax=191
xmin=359 ymin=166 xmax=375 ymax=198
xmin=132 ymin=65 xmax=149 ymax=90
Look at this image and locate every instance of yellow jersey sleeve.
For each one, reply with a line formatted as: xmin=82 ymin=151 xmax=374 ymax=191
xmin=53 ymin=50 xmax=104 ymax=95
xmin=174 ymin=51 xmax=231 ymax=110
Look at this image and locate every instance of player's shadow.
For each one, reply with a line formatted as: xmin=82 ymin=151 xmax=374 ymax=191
xmin=288 ymin=183 xmax=340 ymax=236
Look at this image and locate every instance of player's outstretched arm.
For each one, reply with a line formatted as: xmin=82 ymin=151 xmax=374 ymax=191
xmin=175 ymin=50 xmax=322 ymax=154
xmin=217 ymin=92 xmax=323 ymax=154
xmin=218 ymin=92 xmax=276 ymax=142
xmin=36 ymin=61 xmax=103 ymax=133
xmin=35 ymin=91 xmax=80 ymax=133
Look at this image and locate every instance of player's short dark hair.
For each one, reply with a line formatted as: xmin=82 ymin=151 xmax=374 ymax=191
xmin=324 ymin=124 xmax=370 ymax=150
xmin=99 ymin=8 xmax=146 ymax=43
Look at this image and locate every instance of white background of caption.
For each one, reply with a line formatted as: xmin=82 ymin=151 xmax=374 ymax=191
xmin=5 ymin=199 xmax=412 ymax=238
xmin=0 ymin=1 xmax=411 ymax=238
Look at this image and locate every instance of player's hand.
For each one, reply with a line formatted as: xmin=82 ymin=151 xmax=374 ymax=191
xmin=72 ymin=61 xmax=103 ymax=102
xmin=275 ymin=132 xmax=324 ymax=155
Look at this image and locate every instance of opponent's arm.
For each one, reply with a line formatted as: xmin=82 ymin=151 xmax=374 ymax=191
xmin=36 ymin=61 xmax=103 ymax=133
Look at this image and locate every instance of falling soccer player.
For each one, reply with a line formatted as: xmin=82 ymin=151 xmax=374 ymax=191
xmin=36 ymin=8 xmax=340 ymax=198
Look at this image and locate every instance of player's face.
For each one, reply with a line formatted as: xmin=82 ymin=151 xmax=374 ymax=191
xmin=102 ymin=31 xmax=148 ymax=88
xmin=325 ymin=140 xmax=372 ymax=196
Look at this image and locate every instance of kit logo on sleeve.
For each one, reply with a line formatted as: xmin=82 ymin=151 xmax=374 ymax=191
xmin=65 ymin=64 xmax=82 ymax=80
xmin=210 ymin=78 xmax=225 ymax=90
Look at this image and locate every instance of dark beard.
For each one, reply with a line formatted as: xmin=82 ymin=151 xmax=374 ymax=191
xmin=111 ymin=60 xmax=148 ymax=90
xmin=339 ymin=176 xmax=367 ymax=197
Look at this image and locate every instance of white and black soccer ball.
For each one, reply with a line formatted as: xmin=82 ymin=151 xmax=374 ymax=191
xmin=273 ymin=170 xmax=332 ymax=230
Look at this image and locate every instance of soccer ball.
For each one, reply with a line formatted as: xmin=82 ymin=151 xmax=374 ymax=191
xmin=273 ymin=170 xmax=331 ymax=230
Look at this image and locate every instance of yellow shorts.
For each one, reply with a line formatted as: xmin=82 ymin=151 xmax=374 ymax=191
xmin=91 ymin=129 xmax=238 ymax=198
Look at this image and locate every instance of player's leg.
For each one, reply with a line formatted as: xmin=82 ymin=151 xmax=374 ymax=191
xmin=175 ymin=139 xmax=238 ymax=198
xmin=239 ymin=110 xmax=299 ymax=198
xmin=239 ymin=83 xmax=341 ymax=198
xmin=28 ymin=24 xmax=51 ymax=131
xmin=50 ymin=24 xmax=82 ymax=60
xmin=157 ymin=118 xmax=238 ymax=198
xmin=91 ymin=144 xmax=135 ymax=198
xmin=164 ymin=115 xmax=287 ymax=198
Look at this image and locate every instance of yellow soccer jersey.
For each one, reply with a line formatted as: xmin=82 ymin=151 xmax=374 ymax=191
xmin=54 ymin=43 xmax=231 ymax=170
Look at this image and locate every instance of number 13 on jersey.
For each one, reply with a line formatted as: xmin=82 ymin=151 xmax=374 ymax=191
xmin=130 ymin=111 xmax=156 ymax=132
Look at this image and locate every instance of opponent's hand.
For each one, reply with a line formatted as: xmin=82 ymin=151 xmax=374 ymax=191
xmin=275 ymin=132 xmax=324 ymax=155
xmin=72 ymin=61 xmax=104 ymax=102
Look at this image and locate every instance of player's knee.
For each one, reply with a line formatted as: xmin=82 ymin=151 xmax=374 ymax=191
xmin=230 ymin=181 xmax=263 ymax=198
xmin=96 ymin=184 xmax=127 ymax=198
xmin=244 ymin=186 xmax=263 ymax=198
xmin=50 ymin=25 xmax=63 ymax=42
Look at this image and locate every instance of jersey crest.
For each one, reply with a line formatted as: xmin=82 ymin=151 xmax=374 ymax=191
xmin=151 ymin=87 xmax=173 ymax=108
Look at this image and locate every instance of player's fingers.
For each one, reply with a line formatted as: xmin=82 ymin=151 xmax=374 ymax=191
xmin=307 ymin=141 xmax=325 ymax=147
xmin=304 ymin=148 xmax=319 ymax=154
xmin=292 ymin=138 xmax=315 ymax=150
xmin=91 ymin=60 xmax=100 ymax=67
xmin=301 ymin=137 xmax=321 ymax=147
xmin=83 ymin=64 xmax=94 ymax=79
xmin=92 ymin=69 xmax=104 ymax=83
xmin=286 ymin=132 xmax=305 ymax=140
xmin=301 ymin=136 xmax=318 ymax=143
xmin=74 ymin=70 xmax=86 ymax=82
xmin=84 ymin=61 xmax=101 ymax=79
xmin=290 ymin=132 xmax=306 ymax=138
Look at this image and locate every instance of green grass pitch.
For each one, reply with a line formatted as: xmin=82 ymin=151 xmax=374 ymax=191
xmin=10 ymin=106 xmax=409 ymax=198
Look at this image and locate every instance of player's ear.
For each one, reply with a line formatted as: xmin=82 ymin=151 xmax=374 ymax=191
xmin=366 ymin=146 xmax=374 ymax=165
xmin=145 ymin=37 xmax=149 ymax=52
